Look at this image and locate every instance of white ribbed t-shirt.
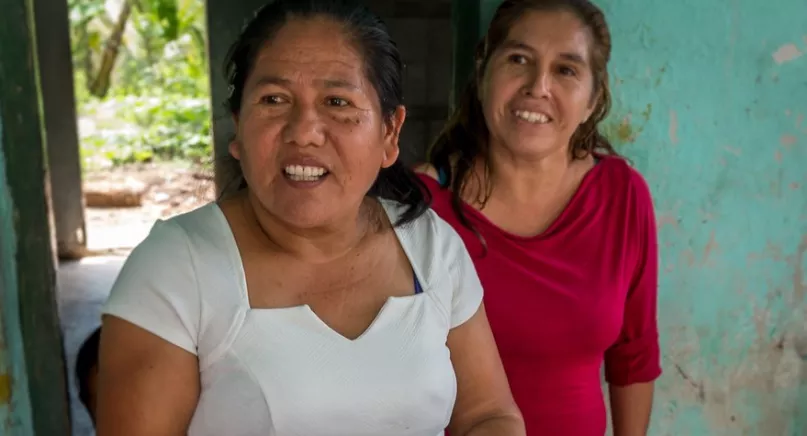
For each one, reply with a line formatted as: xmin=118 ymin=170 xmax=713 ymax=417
xmin=103 ymin=199 xmax=484 ymax=436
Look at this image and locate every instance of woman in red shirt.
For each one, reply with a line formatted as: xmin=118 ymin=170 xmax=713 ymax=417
xmin=418 ymin=0 xmax=661 ymax=434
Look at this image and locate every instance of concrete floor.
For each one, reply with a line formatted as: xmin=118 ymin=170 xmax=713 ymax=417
xmin=58 ymin=254 xmax=127 ymax=436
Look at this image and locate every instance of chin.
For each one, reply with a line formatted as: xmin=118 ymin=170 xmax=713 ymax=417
xmin=503 ymin=134 xmax=564 ymax=157
xmin=269 ymin=201 xmax=335 ymax=229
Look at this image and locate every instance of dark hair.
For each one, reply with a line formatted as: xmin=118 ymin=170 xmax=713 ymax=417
xmin=427 ymin=0 xmax=618 ymax=231
xmin=75 ymin=327 xmax=101 ymax=419
xmin=220 ymin=0 xmax=429 ymax=225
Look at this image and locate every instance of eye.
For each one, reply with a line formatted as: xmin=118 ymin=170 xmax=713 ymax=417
xmin=326 ymin=97 xmax=351 ymax=107
xmin=259 ymin=95 xmax=286 ymax=105
xmin=508 ymin=54 xmax=529 ymax=65
xmin=559 ymin=66 xmax=577 ymax=77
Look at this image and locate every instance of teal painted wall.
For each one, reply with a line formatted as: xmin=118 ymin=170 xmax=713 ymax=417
xmin=605 ymin=1 xmax=807 ymax=434
xmin=479 ymin=0 xmax=807 ymax=434
xmin=0 ymin=119 xmax=34 ymax=435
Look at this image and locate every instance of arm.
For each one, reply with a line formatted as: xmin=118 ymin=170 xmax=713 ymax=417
xmin=609 ymin=383 xmax=655 ymax=436
xmin=446 ymin=305 xmax=525 ymax=436
xmin=94 ymin=219 xmax=203 ymax=435
xmin=604 ymin=171 xmax=662 ymax=436
xmin=96 ymin=316 xmax=200 ymax=436
xmin=440 ymin=218 xmax=524 ymax=435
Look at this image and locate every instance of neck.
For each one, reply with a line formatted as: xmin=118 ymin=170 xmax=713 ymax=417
xmin=243 ymin=192 xmax=379 ymax=263
xmin=477 ymin=143 xmax=574 ymax=205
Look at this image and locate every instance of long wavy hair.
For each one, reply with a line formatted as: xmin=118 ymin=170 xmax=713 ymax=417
xmin=427 ymin=0 xmax=619 ymax=232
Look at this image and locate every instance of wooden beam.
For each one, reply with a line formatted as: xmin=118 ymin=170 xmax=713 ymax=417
xmin=0 ymin=0 xmax=73 ymax=433
xmin=33 ymin=0 xmax=87 ymax=259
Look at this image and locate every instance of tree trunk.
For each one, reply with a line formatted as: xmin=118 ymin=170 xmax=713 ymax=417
xmin=88 ymin=0 xmax=132 ymax=98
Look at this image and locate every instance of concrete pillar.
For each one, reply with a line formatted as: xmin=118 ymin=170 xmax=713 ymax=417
xmin=33 ymin=0 xmax=87 ymax=259
xmin=0 ymin=0 xmax=72 ymax=433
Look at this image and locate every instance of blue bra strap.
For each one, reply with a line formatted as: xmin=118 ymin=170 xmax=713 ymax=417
xmin=414 ymin=275 xmax=424 ymax=294
xmin=437 ymin=167 xmax=449 ymax=185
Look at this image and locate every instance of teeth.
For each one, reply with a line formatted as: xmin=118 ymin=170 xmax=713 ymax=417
xmin=515 ymin=110 xmax=550 ymax=124
xmin=284 ymin=165 xmax=327 ymax=182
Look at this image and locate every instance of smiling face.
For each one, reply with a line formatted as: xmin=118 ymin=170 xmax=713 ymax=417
xmin=230 ymin=16 xmax=403 ymax=229
xmin=479 ymin=9 xmax=597 ymax=160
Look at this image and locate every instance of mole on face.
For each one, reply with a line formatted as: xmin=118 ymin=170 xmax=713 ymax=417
xmin=331 ymin=113 xmax=364 ymax=126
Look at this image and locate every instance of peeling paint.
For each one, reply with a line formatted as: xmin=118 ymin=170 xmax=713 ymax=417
xmin=723 ymin=146 xmax=741 ymax=156
xmin=656 ymin=212 xmax=679 ymax=230
xmin=601 ymin=114 xmax=639 ymax=147
xmin=780 ymin=135 xmax=797 ymax=147
xmin=792 ymin=235 xmax=807 ymax=302
xmin=669 ymin=110 xmax=679 ymax=144
xmin=0 ymin=373 xmax=9 ymax=405
xmin=1 ymin=105 xmax=34 ymax=434
xmin=703 ymin=231 xmax=718 ymax=264
xmin=772 ymin=43 xmax=803 ymax=64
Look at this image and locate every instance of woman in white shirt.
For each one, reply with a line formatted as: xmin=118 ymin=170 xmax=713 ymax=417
xmin=95 ymin=1 xmax=524 ymax=435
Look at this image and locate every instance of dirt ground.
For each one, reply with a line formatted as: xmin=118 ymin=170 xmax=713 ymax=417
xmin=81 ymin=161 xmax=215 ymax=253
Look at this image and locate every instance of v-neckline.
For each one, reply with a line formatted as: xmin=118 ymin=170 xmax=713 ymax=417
xmin=213 ymin=199 xmax=427 ymax=343
xmin=296 ymin=294 xmax=420 ymax=342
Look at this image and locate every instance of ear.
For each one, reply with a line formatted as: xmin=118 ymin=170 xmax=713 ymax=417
xmin=230 ymin=114 xmax=242 ymax=160
xmin=229 ymin=139 xmax=242 ymax=161
xmin=475 ymin=58 xmax=485 ymax=101
xmin=380 ymin=106 xmax=405 ymax=169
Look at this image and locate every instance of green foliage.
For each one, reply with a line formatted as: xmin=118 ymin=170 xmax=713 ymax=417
xmin=69 ymin=0 xmax=213 ymax=168
xmin=78 ymin=96 xmax=210 ymax=169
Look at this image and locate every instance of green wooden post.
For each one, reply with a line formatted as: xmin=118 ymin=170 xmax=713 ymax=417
xmin=0 ymin=0 xmax=73 ymax=433
xmin=449 ymin=0 xmax=506 ymax=111
xmin=479 ymin=0 xmax=502 ymax=35
xmin=450 ymin=0 xmax=481 ymax=111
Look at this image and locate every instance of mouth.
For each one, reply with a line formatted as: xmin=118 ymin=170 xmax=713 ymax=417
xmin=513 ymin=109 xmax=552 ymax=124
xmin=283 ymin=165 xmax=329 ymax=182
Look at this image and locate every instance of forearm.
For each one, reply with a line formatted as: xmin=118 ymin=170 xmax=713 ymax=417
xmin=609 ymin=382 xmax=655 ymax=436
xmin=460 ymin=414 xmax=526 ymax=436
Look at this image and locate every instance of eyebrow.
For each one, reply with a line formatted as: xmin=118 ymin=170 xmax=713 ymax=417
xmin=251 ymin=75 xmax=360 ymax=91
xmin=500 ymin=39 xmax=588 ymax=66
xmin=252 ymin=75 xmax=292 ymax=88
xmin=558 ymin=52 xmax=587 ymax=66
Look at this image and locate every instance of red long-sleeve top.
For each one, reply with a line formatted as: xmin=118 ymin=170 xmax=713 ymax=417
xmin=420 ymin=155 xmax=661 ymax=435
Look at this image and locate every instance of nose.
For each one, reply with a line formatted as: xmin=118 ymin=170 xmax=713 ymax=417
xmin=281 ymin=102 xmax=326 ymax=148
xmin=523 ymin=66 xmax=551 ymax=99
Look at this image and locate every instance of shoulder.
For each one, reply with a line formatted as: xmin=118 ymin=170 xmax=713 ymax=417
xmin=598 ymin=155 xmax=655 ymax=208
xmin=413 ymin=163 xmax=442 ymax=193
xmin=412 ymin=163 xmax=453 ymax=210
xmin=381 ymin=199 xmax=470 ymax=279
xmin=382 ymin=199 xmax=482 ymax=328
xmin=109 ymin=202 xmax=229 ymax=291
xmin=413 ymin=163 xmax=439 ymax=181
xmin=164 ymin=202 xmax=229 ymax=241
xmin=382 ymin=198 xmax=464 ymax=249
xmin=139 ymin=202 xmax=234 ymax=260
